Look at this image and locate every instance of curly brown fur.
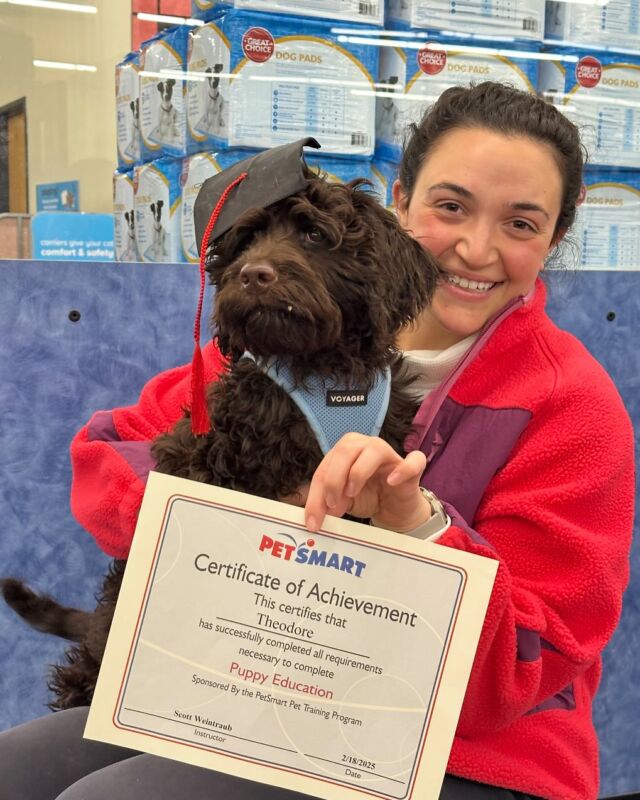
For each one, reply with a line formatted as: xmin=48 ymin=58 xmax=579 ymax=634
xmin=2 ymin=175 xmax=439 ymax=710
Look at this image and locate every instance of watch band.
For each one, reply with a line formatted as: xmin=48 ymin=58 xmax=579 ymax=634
xmin=370 ymin=486 xmax=450 ymax=541
xmin=402 ymin=486 xmax=450 ymax=540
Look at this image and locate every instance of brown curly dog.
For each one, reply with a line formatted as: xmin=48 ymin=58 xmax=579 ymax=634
xmin=1 ymin=174 xmax=439 ymax=710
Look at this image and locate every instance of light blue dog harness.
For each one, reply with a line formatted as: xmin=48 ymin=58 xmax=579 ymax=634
xmin=242 ymin=352 xmax=392 ymax=455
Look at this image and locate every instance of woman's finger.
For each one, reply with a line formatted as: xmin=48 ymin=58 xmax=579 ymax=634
xmin=319 ymin=434 xmax=371 ymax=508
xmin=304 ymin=434 xmax=370 ymax=530
xmin=386 ymin=450 xmax=427 ymax=487
xmin=340 ymin=440 xmax=402 ymax=499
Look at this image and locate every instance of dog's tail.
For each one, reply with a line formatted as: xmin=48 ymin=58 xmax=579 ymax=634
xmin=0 ymin=578 xmax=92 ymax=642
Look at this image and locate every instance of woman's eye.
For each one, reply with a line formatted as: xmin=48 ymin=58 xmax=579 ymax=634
xmin=306 ymin=228 xmax=324 ymax=243
xmin=438 ymin=202 xmax=462 ymax=213
xmin=512 ymin=219 xmax=536 ymax=232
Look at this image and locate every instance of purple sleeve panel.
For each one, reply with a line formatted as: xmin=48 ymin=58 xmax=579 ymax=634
xmin=86 ymin=410 xmax=155 ymax=484
xmin=517 ymin=631 xmax=565 ymax=664
xmin=517 ymin=628 xmax=542 ymax=662
xmin=527 ymin=683 xmax=576 ymax=714
xmin=418 ymin=398 xmax=531 ymax=525
xmin=441 ymin=500 xmax=495 ymax=551
xmin=87 ymin=410 xmax=121 ymax=442
xmin=106 ymin=441 xmax=155 ymax=484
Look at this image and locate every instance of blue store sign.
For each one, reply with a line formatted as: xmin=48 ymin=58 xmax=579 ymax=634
xmin=31 ymin=212 xmax=115 ymax=261
xmin=36 ymin=180 xmax=80 ymax=212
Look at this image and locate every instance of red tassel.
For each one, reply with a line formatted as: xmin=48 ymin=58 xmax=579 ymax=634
xmin=190 ymin=342 xmax=209 ymax=436
xmin=190 ymin=171 xmax=248 ymax=435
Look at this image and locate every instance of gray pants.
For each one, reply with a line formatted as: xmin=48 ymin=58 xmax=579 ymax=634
xmin=0 ymin=708 xmax=539 ymax=799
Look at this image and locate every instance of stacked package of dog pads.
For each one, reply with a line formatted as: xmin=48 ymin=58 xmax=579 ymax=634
xmin=538 ymin=49 xmax=640 ymax=171
xmin=116 ymin=52 xmax=141 ymax=171
xmin=180 ymin=149 xmax=250 ymax=262
xmin=191 ymin=0 xmax=382 ymax=24
xmin=372 ymin=0 xmax=545 ymax=211
xmin=538 ymin=43 xmax=640 ymax=269
xmin=134 ymin=158 xmax=183 ymax=263
xmin=545 ymin=0 xmax=640 ymax=54
xmin=191 ymin=0 xmax=231 ymax=18
xmin=180 ymin=149 xmax=391 ymax=262
xmin=387 ymin=0 xmax=546 ymax=42
xmin=375 ymin=36 xmax=540 ymax=164
xmin=186 ymin=8 xmax=378 ymax=157
xmin=116 ymin=2 xmax=388 ymax=262
xmin=113 ymin=171 xmax=138 ymax=263
xmin=139 ymin=25 xmax=192 ymax=162
xmin=573 ymin=170 xmax=640 ymax=269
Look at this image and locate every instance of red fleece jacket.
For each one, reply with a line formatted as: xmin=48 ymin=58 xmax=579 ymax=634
xmin=69 ymin=279 xmax=635 ymax=800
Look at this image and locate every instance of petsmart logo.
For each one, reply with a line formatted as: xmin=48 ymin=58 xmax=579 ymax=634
xmin=258 ymin=534 xmax=366 ymax=577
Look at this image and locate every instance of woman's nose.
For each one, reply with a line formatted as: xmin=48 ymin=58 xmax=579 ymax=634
xmin=454 ymin=221 xmax=498 ymax=269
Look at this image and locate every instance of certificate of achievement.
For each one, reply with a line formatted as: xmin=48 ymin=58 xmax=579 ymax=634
xmin=85 ymin=472 xmax=497 ymax=800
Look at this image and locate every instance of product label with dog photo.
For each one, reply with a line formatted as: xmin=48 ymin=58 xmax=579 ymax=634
xmin=186 ymin=22 xmax=231 ymax=151
xmin=85 ymin=473 xmax=496 ymax=800
xmin=116 ymin=54 xmax=141 ymax=168
xmin=134 ymin=160 xmax=183 ymax=263
xmin=113 ymin=171 xmax=138 ymax=263
xmin=140 ymin=27 xmax=190 ymax=160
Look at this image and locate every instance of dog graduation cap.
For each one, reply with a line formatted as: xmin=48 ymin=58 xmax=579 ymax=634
xmin=190 ymin=137 xmax=321 ymax=435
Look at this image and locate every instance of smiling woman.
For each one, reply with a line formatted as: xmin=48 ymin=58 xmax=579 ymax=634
xmin=392 ymin=85 xmax=582 ymax=351
xmin=302 ymin=82 xmax=635 ymax=800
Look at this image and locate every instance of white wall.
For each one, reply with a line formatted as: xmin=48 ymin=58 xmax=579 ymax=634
xmin=0 ymin=1 xmax=130 ymax=213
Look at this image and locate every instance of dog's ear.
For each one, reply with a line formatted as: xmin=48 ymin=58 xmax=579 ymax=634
xmin=157 ymin=200 xmax=164 ymax=212
xmin=379 ymin=211 xmax=439 ymax=329
xmin=157 ymin=82 xmax=164 ymax=94
xmin=150 ymin=202 xmax=156 ymax=215
xmin=350 ymin=184 xmax=438 ymax=330
xmin=124 ymin=211 xmax=131 ymax=224
xmin=167 ymin=79 xmax=176 ymax=89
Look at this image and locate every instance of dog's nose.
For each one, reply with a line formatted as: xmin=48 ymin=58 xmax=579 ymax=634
xmin=239 ymin=263 xmax=276 ymax=289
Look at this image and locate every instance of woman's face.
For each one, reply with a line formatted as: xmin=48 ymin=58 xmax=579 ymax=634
xmin=394 ymin=127 xmax=564 ymax=350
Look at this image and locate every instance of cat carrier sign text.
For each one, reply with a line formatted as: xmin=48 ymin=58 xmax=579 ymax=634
xmin=85 ymin=473 xmax=496 ymax=800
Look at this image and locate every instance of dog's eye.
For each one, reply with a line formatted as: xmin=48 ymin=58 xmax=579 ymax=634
xmin=305 ymin=228 xmax=324 ymax=244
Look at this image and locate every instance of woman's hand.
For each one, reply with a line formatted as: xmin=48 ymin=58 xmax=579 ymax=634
xmin=303 ymin=434 xmax=431 ymax=533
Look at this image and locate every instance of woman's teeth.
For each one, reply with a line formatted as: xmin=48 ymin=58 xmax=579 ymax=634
xmin=445 ymin=272 xmax=496 ymax=293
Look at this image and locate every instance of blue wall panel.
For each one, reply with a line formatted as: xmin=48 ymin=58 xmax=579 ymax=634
xmin=0 ymin=262 xmax=638 ymax=797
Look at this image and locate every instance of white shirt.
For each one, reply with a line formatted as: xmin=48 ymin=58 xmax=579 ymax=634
xmin=401 ymin=334 xmax=479 ymax=402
